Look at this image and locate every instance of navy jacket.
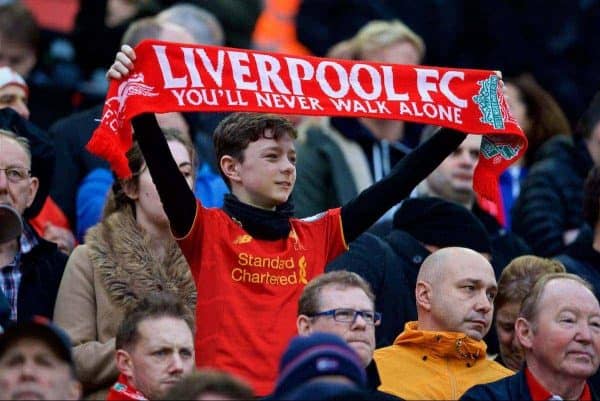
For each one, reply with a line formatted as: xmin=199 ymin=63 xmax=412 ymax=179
xmin=556 ymin=225 xmax=600 ymax=297
xmin=461 ymin=369 xmax=599 ymax=401
xmin=512 ymin=135 xmax=593 ymax=257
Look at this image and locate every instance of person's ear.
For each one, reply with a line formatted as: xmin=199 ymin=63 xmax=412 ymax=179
xmin=515 ymin=317 xmax=534 ymax=350
xmin=25 ymin=176 xmax=39 ymax=208
xmin=116 ymin=349 xmax=134 ymax=379
xmin=122 ymin=179 xmax=138 ymax=201
xmin=220 ymin=155 xmax=242 ymax=184
xmin=415 ymin=280 xmax=433 ymax=311
xmin=297 ymin=315 xmax=313 ymax=335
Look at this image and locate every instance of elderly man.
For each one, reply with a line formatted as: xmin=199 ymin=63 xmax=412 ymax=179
xmin=0 ymin=68 xmax=75 ymax=255
xmin=0 ymin=316 xmax=82 ymax=400
xmin=374 ymin=247 xmax=513 ymax=400
xmin=107 ymin=293 xmax=195 ymax=401
xmin=0 ymin=125 xmax=67 ymax=323
xmin=461 ymin=273 xmax=600 ymax=400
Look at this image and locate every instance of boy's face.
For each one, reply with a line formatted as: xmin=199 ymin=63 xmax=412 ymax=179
xmin=233 ymin=131 xmax=296 ymax=210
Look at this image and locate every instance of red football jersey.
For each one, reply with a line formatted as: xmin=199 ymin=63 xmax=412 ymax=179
xmin=177 ymin=202 xmax=347 ymax=395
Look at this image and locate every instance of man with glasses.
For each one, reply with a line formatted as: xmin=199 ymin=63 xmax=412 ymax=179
xmin=0 ymin=126 xmax=67 ymax=323
xmin=296 ymin=270 xmax=400 ymax=399
xmin=374 ymin=247 xmax=513 ymax=400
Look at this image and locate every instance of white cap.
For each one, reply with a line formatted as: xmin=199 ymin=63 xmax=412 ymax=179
xmin=0 ymin=66 xmax=28 ymax=93
xmin=0 ymin=204 xmax=23 ymax=243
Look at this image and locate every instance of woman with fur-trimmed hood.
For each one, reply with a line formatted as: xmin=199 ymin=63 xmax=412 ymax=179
xmin=53 ymin=128 xmax=197 ymax=400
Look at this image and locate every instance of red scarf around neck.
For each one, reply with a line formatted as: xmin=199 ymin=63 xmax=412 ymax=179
xmin=87 ymin=39 xmax=526 ymax=204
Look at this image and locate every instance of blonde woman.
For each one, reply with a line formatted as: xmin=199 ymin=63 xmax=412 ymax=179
xmin=294 ymin=20 xmax=425 ymax=218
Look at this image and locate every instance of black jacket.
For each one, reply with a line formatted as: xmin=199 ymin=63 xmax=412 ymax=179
xmin=461 ymin=368 xmax=599 ymax=401
xmin=472 ymin=204 xmax=531 ymax=277
xmin=556 ymin=226 xmax=600 ymax=297
xmin=327 ymin=230 xmax=424 ymax=347
xmin=49 ymin=104 xmax=107 ymax=227
xmin=15 ymin=226 xmax=68 ymax=322
xmin=512 ymin=135 xmax=594 ymax=256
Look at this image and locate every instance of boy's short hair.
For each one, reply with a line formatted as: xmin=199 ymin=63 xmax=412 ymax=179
xmin=213 ymin=112 xmax=297 ymax=185
xmin=327 ymin=19 xmax=425 ymax=62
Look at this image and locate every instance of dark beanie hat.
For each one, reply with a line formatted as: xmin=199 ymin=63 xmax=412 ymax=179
xmin=393 ymin=197 xmax=492 ymax=254
xmin=272 ymin=333 xmax=366 ymax=398
xmin=0 ymin=316 xmax=74 ymax=369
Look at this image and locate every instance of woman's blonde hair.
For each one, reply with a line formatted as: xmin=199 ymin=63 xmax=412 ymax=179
xmin=495 ymin=255 xmax=566 ymax=312
xmin=327 ymin=19 xmax=425 ymax=62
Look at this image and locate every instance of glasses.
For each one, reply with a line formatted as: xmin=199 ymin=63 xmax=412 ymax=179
xmin=0 ymin=167 xmax=31 ymax=183
xmin=310 ymin=308 xmax=382 ymax=326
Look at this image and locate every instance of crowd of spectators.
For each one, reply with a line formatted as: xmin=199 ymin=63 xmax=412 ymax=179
xmin=1 ymin=1 xmax=600 ymax=400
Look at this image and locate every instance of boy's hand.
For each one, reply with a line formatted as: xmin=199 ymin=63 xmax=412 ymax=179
xmin=106 ymin=44 xmax=137 ymax=80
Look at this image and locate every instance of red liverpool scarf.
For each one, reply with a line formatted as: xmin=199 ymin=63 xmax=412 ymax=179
xmin=87 ymin=39 xmax=526 ymax=203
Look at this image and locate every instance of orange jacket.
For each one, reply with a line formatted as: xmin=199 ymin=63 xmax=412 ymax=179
xmin=374 ymin=322 xmax=514 ymax=400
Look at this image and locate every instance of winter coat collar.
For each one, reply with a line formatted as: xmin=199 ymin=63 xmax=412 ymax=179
xmin=84 ymin=208 xmax=196 ymax=314
xmin=394 ymin=321 xmax=487 ymax=361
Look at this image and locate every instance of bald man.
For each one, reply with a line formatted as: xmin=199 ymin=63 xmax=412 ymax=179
xmin=374 ymin=247 xmax=513 ymax=400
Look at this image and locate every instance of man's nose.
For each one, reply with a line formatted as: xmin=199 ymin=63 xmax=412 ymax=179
xmin=169 ymin=354 xmax=184 ymax=374
xmin=0 ymin=169 xmax=9 ymax=189
xmin=576 ymin=321 xmax=594 ymax=344
xmin=458 ymin=151 xmax=476 ymax=166
xmin=475 ymin=291 xmax=493 ymax=313
xmin=18 ymin=360 xmax=39 ymax=382
xmin=351 ymin=313 xmax=368 ymax=329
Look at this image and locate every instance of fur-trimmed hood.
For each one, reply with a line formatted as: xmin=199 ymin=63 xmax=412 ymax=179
xmin=84 ymin=208 xmax=196 ymax=315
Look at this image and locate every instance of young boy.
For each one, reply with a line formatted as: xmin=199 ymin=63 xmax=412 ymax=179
xmin=109 ymin=45 xmax=467 ymax=395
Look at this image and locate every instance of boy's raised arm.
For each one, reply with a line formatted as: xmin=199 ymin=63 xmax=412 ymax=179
xmin=132 ymin=113 xmax=197 ymax=237
xmin=340 ymin=127 xmax=467 ymax=242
